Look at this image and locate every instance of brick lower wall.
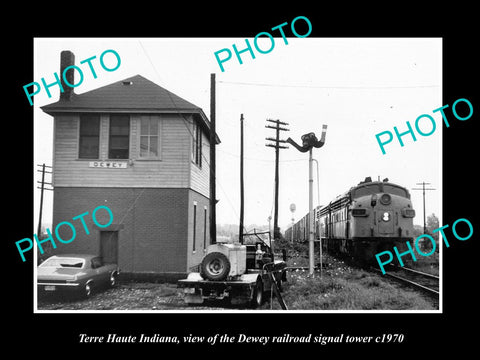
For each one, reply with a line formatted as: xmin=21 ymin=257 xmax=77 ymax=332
xmin=186 ymin=191 xmax=211 ymax=271
xmin=51 ymin=187 xmax=192 ymax=275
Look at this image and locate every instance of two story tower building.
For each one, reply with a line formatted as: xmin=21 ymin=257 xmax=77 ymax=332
xmin=41 ymin=51 xmax=220 ymax=279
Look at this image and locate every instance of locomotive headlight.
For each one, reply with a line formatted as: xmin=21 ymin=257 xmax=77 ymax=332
xmin=380 ymin=193 xmax=391 ymax=205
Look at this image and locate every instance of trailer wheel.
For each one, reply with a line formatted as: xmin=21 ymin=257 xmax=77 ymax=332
xmin=200 ymin=252 xmax=231 ymax=281
xmin=250 ymin=277 xmax=264 ymax=308
xmin=275 ymin=272 xmax=284 ymax=292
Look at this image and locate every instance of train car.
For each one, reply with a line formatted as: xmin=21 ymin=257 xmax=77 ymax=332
xmin=287 ymin=177 xmax=415 ymax=265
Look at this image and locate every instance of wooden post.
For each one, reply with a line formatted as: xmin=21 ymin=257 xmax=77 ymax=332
xmin=37 ymin=163 xmax=46 ymax=237
xmin=412 ymin=182 xmax=436 ymax=234
xmin=309 ymin=149 xmax=315 ymax=276
xmin=36 ymin=164 xmax=53 ymax=238
xmin=239 ymin=114 xmax=244 ymax=244
xmin=210 ymin=73 xmax=217 ymax=244
xmin=265 ymin=119 xmax=289 ymax=241
xmin=273 ymin=123 xmax=280 ymax=240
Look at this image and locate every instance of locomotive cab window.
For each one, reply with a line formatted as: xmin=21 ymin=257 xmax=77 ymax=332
xmin=382 ymin=184 xmax=409 ymax=198
xmin=353 ymin=184 xmax=381 ymax=198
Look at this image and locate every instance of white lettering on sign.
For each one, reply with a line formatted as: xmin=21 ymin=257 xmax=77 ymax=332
xmin=89 ymin=161 xmax=127 ymax=169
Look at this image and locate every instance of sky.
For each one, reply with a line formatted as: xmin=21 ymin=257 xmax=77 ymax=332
xmin=33 ymin=37 xmax=442 ymax=233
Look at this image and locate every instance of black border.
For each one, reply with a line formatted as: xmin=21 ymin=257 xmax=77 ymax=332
xmin=8 ymin=5 xmax=478 ymax=355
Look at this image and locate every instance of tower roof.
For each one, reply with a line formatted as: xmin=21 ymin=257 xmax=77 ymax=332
xmin=41 ymin=74 xmax=220 ymax=143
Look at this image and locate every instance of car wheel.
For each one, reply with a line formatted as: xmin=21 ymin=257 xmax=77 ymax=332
xmin=84 ymin=282 xmax=93 ymax=298
xmin=109 ymin=272 xmax=118 ymax=287
xmin=250 ymin=277 xmax=264 ymax=308
xmin=200 ymin=252 xmax=231 ymax=281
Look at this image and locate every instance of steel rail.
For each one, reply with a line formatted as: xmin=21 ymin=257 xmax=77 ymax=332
xmin=384 ymin=271 xmax=439 ymax=296
xmin=400 ymin=266 xmax=439 ymax=280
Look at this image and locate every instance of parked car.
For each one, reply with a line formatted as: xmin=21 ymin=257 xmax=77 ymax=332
xmin=37 ymin=254 xmax=119 ymax=298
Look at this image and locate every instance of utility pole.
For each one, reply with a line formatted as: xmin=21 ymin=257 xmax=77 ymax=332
xmin=412 ymin=182 xmax=436 ymax=234
xmin=210 ymin=73 xmax=217 ymax=244
xmin=265 ymin=119 xmax=289 ymax=241
xmin=239 ymin=114 xmax=244 ymax=244
xmin=37 ymin=163 xmax=53 ymax=238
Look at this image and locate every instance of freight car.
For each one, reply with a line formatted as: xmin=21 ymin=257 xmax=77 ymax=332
xmin=285 ymin=177 xmax=416 ymax=265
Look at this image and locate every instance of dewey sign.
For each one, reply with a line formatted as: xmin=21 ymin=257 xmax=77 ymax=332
xmin=89 ymin=161 xmax=128 ymax=169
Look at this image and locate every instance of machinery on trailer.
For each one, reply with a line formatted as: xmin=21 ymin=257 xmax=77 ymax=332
xmin=178 ymin=90 xmax=288 ymax=309
xmin=178 ymin=231 xmax=287 ymax=308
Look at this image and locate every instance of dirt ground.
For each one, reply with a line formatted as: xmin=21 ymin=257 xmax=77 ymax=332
xmin=37 ymin=281 xmax=229 ymax=311
xmin=37 ymin=254 xmax=438 ymax=311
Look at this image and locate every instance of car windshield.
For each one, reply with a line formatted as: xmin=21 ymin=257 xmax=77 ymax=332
xmin=40 ymin=258 xmax=85 ymax=268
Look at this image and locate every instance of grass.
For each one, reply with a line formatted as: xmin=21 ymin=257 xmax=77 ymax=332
xmin=38 ymin=252 xmax=438 ymax=311
xmin=263 ymin=254 xmax=437 ymax=311
xmin=409 ymin=251 xmax=440 ymax=276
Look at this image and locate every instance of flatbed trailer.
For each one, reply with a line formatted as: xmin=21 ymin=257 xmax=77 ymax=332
xmin=178 ymin=260 xmax=287 ymax=308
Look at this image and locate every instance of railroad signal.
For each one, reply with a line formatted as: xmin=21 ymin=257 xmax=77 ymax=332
xmin=286 ymin=125 xmax=327 ymax=152
xmin=287 ymin=125 xmax=328 ymax=277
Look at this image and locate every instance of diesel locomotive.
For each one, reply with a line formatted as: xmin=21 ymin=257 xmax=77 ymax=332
xmin=285 ymin=177 xmax=416 ymax=264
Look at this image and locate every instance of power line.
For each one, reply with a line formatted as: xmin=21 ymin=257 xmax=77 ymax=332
xmin=138 ymin=41 xmax=242 ymax=228
xmin=218 ymin=80 xmax=440 ymax=90
xmin=139 ymin=41 xmax=213 ymax=171
xmin=217 ymin=148 xmax=301 ymax=162
xmin=412 ymin=182 xmax=436 ymax=234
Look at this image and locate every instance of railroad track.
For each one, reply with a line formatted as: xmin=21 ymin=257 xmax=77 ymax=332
xmin=373 ymin=264 xmax=439 ymax=297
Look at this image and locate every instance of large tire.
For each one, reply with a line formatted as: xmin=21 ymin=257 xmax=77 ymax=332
xmin=250 ymin=277 xmax=264 ymax=308
xmin=200 ymin=252 xmax=231 ymax=281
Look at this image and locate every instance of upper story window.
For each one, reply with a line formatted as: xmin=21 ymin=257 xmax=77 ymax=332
xmin=109 ymin=115 xmax=130 ymax=159
xmin=192 ymin=121 xmax=202 ymax=167
xmin=79 ymin=115 xmax=100 ymax=159
xmin=139 ymin=116 xmax=160 ymax=159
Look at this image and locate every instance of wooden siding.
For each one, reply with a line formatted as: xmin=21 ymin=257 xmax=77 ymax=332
xmin=53 ymin=113 xmax=196 ymax=188
xmin=190 ymin=129 xmax=210 ymax=198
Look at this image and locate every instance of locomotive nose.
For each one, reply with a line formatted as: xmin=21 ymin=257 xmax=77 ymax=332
xmin=378 ymin=210 xmax=394 ymax=234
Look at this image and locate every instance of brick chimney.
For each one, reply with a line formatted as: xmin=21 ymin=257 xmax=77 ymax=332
xmin=60 ymin=50 xmax=75 ymax=101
